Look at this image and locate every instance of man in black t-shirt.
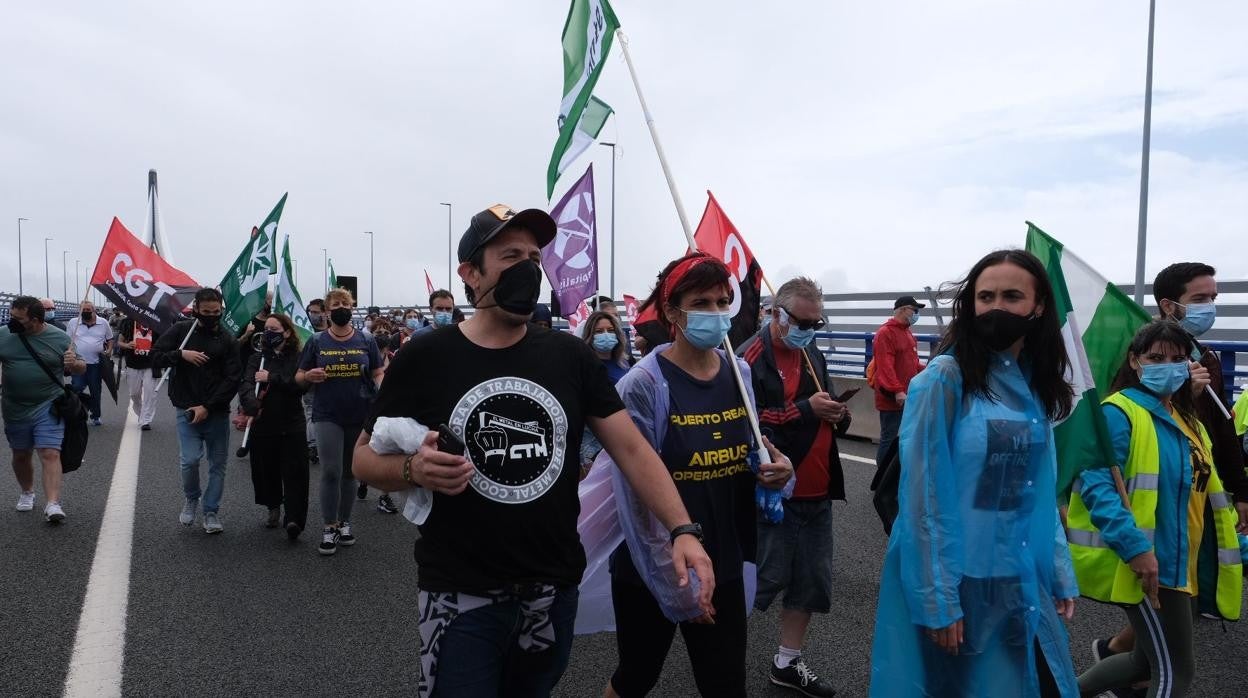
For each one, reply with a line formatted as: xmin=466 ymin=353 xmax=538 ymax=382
xmin=353 ymin=204 xmax=714 ymax=697
xmin=117 ymin=316 xmax=161 ymax=430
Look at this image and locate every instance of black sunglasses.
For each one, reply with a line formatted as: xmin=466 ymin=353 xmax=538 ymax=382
xmin=779 ymin=306 xmax=825 ymax=331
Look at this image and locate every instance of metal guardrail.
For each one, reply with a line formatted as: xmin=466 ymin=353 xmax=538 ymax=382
xmin=816 ymin=330 xmax=1248 ymax=401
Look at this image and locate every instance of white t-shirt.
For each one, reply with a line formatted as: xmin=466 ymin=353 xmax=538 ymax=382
xmin=65 ymin=316 xmax=114 ymax=364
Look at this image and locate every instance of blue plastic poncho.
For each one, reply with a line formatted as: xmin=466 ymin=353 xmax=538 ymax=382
xmin=869 ymin=353 xmax=1079 ymax=697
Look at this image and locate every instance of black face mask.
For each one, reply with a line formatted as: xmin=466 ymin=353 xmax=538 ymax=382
xmin=7 ymin=318 xmax=25 ymax=335
xmin=330 ymin=307 xmax=353 ymax=327
xmin=263 ymin=330 xmax=285 ymax=349
xmin=195 ymin=312 xmax=221 ymax=330
xmin=476 ymin=259 xmax=542 ymax=316
xmin=975 ymin=309 xmax=1037 ymax=351
xmin=262 ymin=305 xmax=272 ymax=316
xmin=81 ymin=311 xmax=94 ymax=322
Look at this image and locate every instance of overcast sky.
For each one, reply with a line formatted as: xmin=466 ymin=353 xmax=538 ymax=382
xmin=3 ymin=1 xmax=1246 ymax=308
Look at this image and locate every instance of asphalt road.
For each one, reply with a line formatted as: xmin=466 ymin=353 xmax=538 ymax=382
xmin=1 ymin=388 xmax=1245 ymax=697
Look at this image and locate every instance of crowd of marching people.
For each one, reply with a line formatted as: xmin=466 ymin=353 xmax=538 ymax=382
xmin=4 ymin=203 xmax=1248 ymax=697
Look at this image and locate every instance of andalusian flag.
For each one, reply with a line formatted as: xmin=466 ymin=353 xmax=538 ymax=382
xmin=328 ymin=259 xmax=337 ymax=292
xmin=1025 ymin=222 xmax=1151 ymax=492
xmin=274 ymin=236 xmax=314 ymax=343
xmin=547 ymin=0 xmax=620 ymax=199
xmin=552 ymin=96 xmax=613 ymax=193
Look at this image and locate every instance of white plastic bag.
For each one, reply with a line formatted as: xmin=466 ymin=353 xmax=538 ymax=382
xmin=369 ymin=417 xmax=433 ymax=525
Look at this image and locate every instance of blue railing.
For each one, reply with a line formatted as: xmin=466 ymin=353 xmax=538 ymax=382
xmin=817 ymin=331 xmax=1248 ymax=401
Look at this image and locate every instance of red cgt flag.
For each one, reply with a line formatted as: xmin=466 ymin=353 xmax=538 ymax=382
xmin=90 ymin=217 xmax=201 ymax=334
xmin=425 ymin=270 xmax=436 ymax=296
xmin=689 ymin=192 xmax=764 ymax=347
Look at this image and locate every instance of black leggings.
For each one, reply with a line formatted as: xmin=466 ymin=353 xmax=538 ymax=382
xmin=608 ymin=575 xmax=746 ymax=698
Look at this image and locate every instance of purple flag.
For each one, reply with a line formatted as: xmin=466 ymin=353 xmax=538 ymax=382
xmin=543 ymin=165 xmax=599 ymax=318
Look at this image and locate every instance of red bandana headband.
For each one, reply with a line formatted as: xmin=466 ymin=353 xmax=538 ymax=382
xmin=659 ymin=255 xmax=728 ymax=308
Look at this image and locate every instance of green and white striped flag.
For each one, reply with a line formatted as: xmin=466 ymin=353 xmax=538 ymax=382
xmin=219 ymin=193 xmax=286 ymax=335
xmin=274 ymin=236 xmax=314 ymax=343
xmin=328 ymin=259 xmax=337 ymax=292
xmin=547 ymin=0 xmax=620 ymax=199
xmin=1025 ymin=222 xmax=1151 ymax=492
xmin=552 ymin=96 xmax=613 ymax=193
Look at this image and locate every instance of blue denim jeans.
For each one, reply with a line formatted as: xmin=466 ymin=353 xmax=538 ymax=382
xmin=877 ymin=408 xmax=903 ymax=468
xmin=71 ymin=362 xmax=102 ymax=420
xmin=431 ymin=586 xmax=579 ymax=698
xmin=176 ymin=410 xmax=230 ymax=514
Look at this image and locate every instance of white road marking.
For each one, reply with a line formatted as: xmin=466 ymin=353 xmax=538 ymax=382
xmin=63 ymin=406 xmax=141 ymax=698
xmin=841 ymin=452 xmax=876 ymax=466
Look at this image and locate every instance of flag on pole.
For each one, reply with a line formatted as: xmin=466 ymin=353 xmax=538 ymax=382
xmin=90 ymin=218 xmax=200 ymax=334
xmin=622 ymin=294 xmax=638 ymax=326
xmin=547 ymin=0 xmax=621 ymax=199
xmin=543 ymin=165 xmax=599 ymax=317
xmin=328 ymin=259 xmax=337 ymax=291
xmin=219 ymin=194 xmax=287 ymax=335
xmin=1025 ymin=222 xmax=1151 ymax=493
xmin=274 ymin=236 xmax=315 ymax=343
xmin=553 ymin=96 xmax=614 ymax=191
xmin=425 ymin=270 xmax=436 ymax=296
xmin=566 ymin=299 xmax=593 ymax=335
xmin=690 ymin=192 xmax=764 ymax=347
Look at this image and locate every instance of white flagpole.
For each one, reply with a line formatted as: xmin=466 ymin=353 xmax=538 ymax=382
xmin=154 ymin=320 xmax=197 ymax=393
xmin=616 ymin=29 xmax=770 ymax=463
xmin=617 ymin=31 xmax=695 ymax=248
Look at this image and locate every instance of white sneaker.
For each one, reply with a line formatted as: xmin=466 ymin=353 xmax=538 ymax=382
xmin=45 ymin=501 xmax=66 ymax=524
xmin=16 ymin=491 xmax=35 ymax=512
xmin=179 ymin=499 xmax=198 ymax=526
xmin=203 ymin=511 xmax=223 ymax=534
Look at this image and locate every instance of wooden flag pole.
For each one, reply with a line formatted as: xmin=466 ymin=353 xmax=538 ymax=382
xmin=618 ymin=29 xmax=770 ymax=462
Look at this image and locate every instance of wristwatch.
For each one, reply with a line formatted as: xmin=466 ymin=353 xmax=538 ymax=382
xmin=669 ymin=522 xmax=704 ymax=544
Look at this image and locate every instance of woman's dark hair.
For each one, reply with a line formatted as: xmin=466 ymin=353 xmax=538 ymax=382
xmin=264 ymin=313 xmax=303 ymax=354
xmin=1110 ymin=320 xmax=1201 ymax=428
xmin=936 ymin=249 xmax=1073 ymax=420
xmin=638 ymin=252 xmax=733 ymax=335
xmin=581 ymin=310 xmax=628 ymax=367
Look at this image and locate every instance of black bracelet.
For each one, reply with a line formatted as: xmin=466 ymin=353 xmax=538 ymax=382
xmin=669 ymin=522 xmax=704 ymax=544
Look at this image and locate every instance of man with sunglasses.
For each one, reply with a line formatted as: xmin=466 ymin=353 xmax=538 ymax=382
xmin=872 ymin=295 xmax=924 ymax=469
xmin=738 ymin=277 xmax=846 ymax=697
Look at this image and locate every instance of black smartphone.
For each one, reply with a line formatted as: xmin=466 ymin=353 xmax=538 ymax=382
xmin=835 ymin=387 xmax=861 ymax=403
xmin=435 ymin=424 xmax=466 ymax=456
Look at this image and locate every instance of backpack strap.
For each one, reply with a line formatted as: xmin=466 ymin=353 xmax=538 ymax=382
xmin=16 ymin=333 xmax=70 ymax=392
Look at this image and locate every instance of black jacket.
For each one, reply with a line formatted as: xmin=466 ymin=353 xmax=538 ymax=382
xmin=151 ymin=319 xmax=242 ymax=413
xmin=239 ymin=349 xmax=307 ymax=437
xmin=737 ymin=329 xmax=848 ymax=501
xmin=1197 ymin=343 xmax=1248 ymax=504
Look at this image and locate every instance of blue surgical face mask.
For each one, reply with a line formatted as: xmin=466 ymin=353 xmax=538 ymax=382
xmin=592 ymin=332 xmax=619 ymax=353
xmin=778 ymin=309 xmax=815 ymax=349
xmin=1177 ymin=302 xmax=1215 ymax=337
xmin=906 ymin=309 xmax=920 ymax=326
xmin=433 ymin=311 xmax=453 ymax=327
xmin=680 ymin=309 xmax=732 ymax=350
xmin=1139 ymin=361 xmax=1189 ymax=397
xmin=405 ymin=318 xmax=421 ymax=331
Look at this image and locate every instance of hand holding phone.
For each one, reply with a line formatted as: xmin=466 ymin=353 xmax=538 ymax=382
xmin=836 ymin=387 xmax=861 ymax=403
xmin=435 ymin=423 xmax=466 ymax=456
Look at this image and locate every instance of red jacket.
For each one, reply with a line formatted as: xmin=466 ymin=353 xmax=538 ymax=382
xmin=873 ymin=318 xmax=921 ymax=411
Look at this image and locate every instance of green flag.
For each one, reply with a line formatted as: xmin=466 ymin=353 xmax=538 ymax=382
xmin=1025 ymin=222 xmax=1151 ymax=493
xmin=274 ymin=236 xmax=314 ymax=343
xmin=552 ymin=96 xmax=613 ymax=193
xmin=219 ymin=194 xmax=287 ymax=335
xmin=328 ymin=259 xmax=337 ymax=291
xmin=546 ymin=0 xmax=620 ymax=199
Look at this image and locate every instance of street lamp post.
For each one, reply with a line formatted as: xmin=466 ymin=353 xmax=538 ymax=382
xmin=43 ymin=237 xmax=53 ymax=298
xmin=62 ymin=250 xmax=68 ymax=301
xmin=75 ymin=260 xmax=80 ymax=301
xmin=363 ymin=231 xmax=374 ymax=306
xmin=322 ymin=248 xmax=328 ymax=295
xmin=600 ymin=142 xmax=617 ymax=298
xmin=440 ymin=203 xmax=453 ymax=290
xmin=17 ymin=218 xmax=29 ymax=294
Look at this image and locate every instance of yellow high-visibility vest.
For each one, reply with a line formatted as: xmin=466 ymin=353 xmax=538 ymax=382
xmin=1066 ymin=392 xmax=1242 ymax=620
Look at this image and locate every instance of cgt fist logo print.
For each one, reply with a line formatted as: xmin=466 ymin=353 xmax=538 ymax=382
xmin=450 ymin=377 xmax=568 ymax=504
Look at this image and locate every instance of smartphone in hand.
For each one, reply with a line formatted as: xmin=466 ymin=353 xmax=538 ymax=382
xmin=434 ymin=424 xmax=466 ymax=456
xmin=836 ymin=387 xmax=861 ymax=403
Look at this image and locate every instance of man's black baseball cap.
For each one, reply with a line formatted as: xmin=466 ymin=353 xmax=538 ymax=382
xmin=894 ymin=295 xmax=926 ymax=309
xmin=457 ymin=204 xmax=557 ymax=263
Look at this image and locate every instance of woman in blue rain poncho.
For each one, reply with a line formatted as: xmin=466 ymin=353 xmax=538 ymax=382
xmin=869 ymin=250 xmax=1080 ymax=697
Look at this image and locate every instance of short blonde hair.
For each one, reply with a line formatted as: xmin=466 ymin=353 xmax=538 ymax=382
xmin=325 ymin=288 xmax=355 ymax=307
